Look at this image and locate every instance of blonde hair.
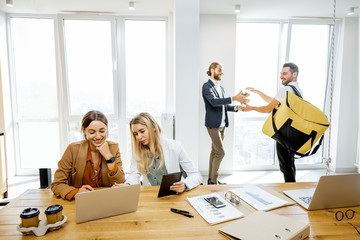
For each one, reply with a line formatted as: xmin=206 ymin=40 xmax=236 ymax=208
xmin=129 ymin=112 xmax=164 ymax=175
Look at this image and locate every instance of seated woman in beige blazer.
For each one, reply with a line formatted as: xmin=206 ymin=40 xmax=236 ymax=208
xmin=51 ymin=110 xmax=125 ymax=200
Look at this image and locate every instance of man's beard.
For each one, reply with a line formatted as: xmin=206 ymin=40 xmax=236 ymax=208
xmin=282 ymin=77 xmax=293 ymax=85
xmin=214 ymin=74 xmax=222 ymax=81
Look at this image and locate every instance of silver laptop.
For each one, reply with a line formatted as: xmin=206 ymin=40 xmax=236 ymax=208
xmin=283 ymin=174 xmax=360 ymax=210
xmin=75 ymin=184 xmax=141 ymax=223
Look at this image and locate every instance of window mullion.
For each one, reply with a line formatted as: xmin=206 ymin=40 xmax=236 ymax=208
xmin=55 ymin=14 xmax=68 ymax=155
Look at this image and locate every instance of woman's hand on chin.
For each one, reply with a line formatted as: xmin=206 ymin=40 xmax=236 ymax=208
xmin=96 ymin=141 xmax=112 ymax=160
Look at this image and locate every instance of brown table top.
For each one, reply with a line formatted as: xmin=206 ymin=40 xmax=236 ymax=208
xmin=0 ymin=182 xmax=359 ymax=239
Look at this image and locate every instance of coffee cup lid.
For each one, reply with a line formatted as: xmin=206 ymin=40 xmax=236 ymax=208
xmin=20 ymin=208 xmax=40 ymax=219
xmin=45 ymin=204 xmax=63 ymax=215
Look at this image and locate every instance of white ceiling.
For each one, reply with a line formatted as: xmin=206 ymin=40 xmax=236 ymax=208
xmin=0 ymin=0 xmax=358 ymax=19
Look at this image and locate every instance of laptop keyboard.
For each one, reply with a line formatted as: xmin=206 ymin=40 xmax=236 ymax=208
xmin=299 ymin=196 xmax=312 ymax=205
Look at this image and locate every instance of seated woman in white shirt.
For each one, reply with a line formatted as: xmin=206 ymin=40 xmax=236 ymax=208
xmin=121 ymin=112 xmax=202 ymax=192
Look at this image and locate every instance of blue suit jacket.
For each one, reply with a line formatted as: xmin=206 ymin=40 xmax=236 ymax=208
xmin=202 ymin=79 xmax=236 ymax=128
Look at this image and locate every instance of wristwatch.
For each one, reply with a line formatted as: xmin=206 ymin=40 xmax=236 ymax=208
xmin=106 ymin=156 xmax=115 ymax=164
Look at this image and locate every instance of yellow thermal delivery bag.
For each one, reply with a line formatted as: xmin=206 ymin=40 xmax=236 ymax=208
xmin=262 ymin=91 xmax=329 ymax=157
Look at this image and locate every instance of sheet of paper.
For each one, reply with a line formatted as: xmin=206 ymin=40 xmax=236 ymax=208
xmin=187 ymin=193 xmax=244 ymax=225
xmin=230 ymin=186 xmax=288 ymax=211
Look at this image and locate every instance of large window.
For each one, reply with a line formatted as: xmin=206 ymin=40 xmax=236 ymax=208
xmin=234 ymin=20 xmax=331 ymax=170
xmin=286 ymin=21 xmax=330 ymax=164
xmin=125 ymin=20 xmax=166 ymax=168
xmin=63 ymin=19 xmax=119 ymax=147
xmin=8 ymin=16 xmax=168 ymax=174
xmin=64 ymin=19 xmax=115 ymax=116
xmin=234 ymin=23 xmax=279 ymax=168
xmin=125 ymin=20 xmax=166 ymax=117
xmin=10 ymin=18 xmax=60 ymax=171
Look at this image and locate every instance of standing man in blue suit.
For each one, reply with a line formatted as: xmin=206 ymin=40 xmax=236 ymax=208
xmin=202 ymin=62 xmax=248 ymax=185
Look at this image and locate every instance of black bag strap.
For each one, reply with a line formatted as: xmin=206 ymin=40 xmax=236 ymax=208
xmin=294 ymin=135 xmax=325 ymax=158
xmin=271 ymin=105 xmax=290 ymax=150
xmin=286 ymin=84 xmax=303 ymax=98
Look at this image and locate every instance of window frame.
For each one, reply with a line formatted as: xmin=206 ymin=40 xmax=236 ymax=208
xmin=7 ymin=14 xmax=60 ymax=175
xmin=6 ymin=14 xmax=170 ymax=175
xmin=234 ymin=18 xmax=334 ymax=171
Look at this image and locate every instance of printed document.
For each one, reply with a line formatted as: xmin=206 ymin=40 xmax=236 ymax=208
xmin=230 ymin=186 xmax=288 ymax=211
xmin=187 ymin=193 xmax=244 ymax=225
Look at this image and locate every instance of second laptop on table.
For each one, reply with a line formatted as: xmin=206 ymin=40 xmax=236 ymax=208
xmin=283 ymin=174 xmax=360 ymax=210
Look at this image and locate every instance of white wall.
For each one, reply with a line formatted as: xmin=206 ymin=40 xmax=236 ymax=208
xmin=198 ymin=15 xmax=237 ymax=175
xmin=174 ymin=12 xmax=237 ymax=175
xmin=0 ymin=12 xmax=5 ymax=132
xmin=358 ymin=0 xmax=360 ymax=173
xmin=330 ymin=17 xmax=359 ymax=172
xmin=174 ymin=0 xmax=200 ymax=167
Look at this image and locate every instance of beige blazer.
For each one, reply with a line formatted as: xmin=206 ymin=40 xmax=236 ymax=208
xmin=51 ymin=140 xmax=125 ymax=199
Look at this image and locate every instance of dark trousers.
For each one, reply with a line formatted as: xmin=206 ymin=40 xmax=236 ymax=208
xmin=276 ymin=142 xmax=296 ymax=182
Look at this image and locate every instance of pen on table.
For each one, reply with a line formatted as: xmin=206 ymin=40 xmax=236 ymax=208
xmin=170 ymin=208 xmax=194 ymax=218
xmin=170 ymin=208 xmax=192 ymax=214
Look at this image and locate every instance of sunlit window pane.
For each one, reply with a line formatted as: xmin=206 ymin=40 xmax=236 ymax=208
xmin=289 ymin=24 xmax=329 ymax=110
xmin=288 ymin=24 xmax=329 ymax=164
xmin=10 ymin=18 xmax=58 ymax=119
xmin=18 ymin=122 xmax=60 ymax=168
xmin=234 ymin=23 xmax=279 ymax=167
xmin=64 ymin=20 xmax=115 ymax=115
xmin=125 ymin=20 xmax=166 ymax=118
xmin=234 ymin=121 xmax=275 ymax=167
xmin=235 ymin=22 xmax=329 ymax=167
xmin=68 ymin=121 xmax=82 ymax=143
xmin=235 ymin=23 xmax=279 ymax=109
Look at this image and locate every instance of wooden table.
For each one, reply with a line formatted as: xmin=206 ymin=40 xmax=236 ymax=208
xmin=0 ymin=183 xmax=359 ymax=239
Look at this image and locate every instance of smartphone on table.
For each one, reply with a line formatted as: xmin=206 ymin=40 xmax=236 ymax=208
xmin=204 ymin=196 xmax=226 ymax=208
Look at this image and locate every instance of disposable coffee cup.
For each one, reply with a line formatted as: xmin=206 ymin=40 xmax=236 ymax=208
xmin=45 ymin=204 xmax=63 ymax=230
xmin=20 ymin=208 xmax=40 ymax=234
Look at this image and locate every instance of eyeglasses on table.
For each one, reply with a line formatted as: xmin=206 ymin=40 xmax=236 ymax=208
xmin=332 ymin=209 xmax=360 ymax=235
xmin=335 ymin=209 xmax=355 ymax=221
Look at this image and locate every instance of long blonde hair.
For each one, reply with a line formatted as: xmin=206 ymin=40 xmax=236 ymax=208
xmin=129 ymin=112 xmax=164 ymax=175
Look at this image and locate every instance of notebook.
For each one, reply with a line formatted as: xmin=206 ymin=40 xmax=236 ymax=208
xmin=75 ymin=184 xmax=141 ymax=223
xmin=283 ymin=174 xmax=360 ymax=210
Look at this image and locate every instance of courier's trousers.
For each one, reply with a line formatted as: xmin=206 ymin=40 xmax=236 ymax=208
xmin=276 ymin=142 xmax=296 ymax=182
